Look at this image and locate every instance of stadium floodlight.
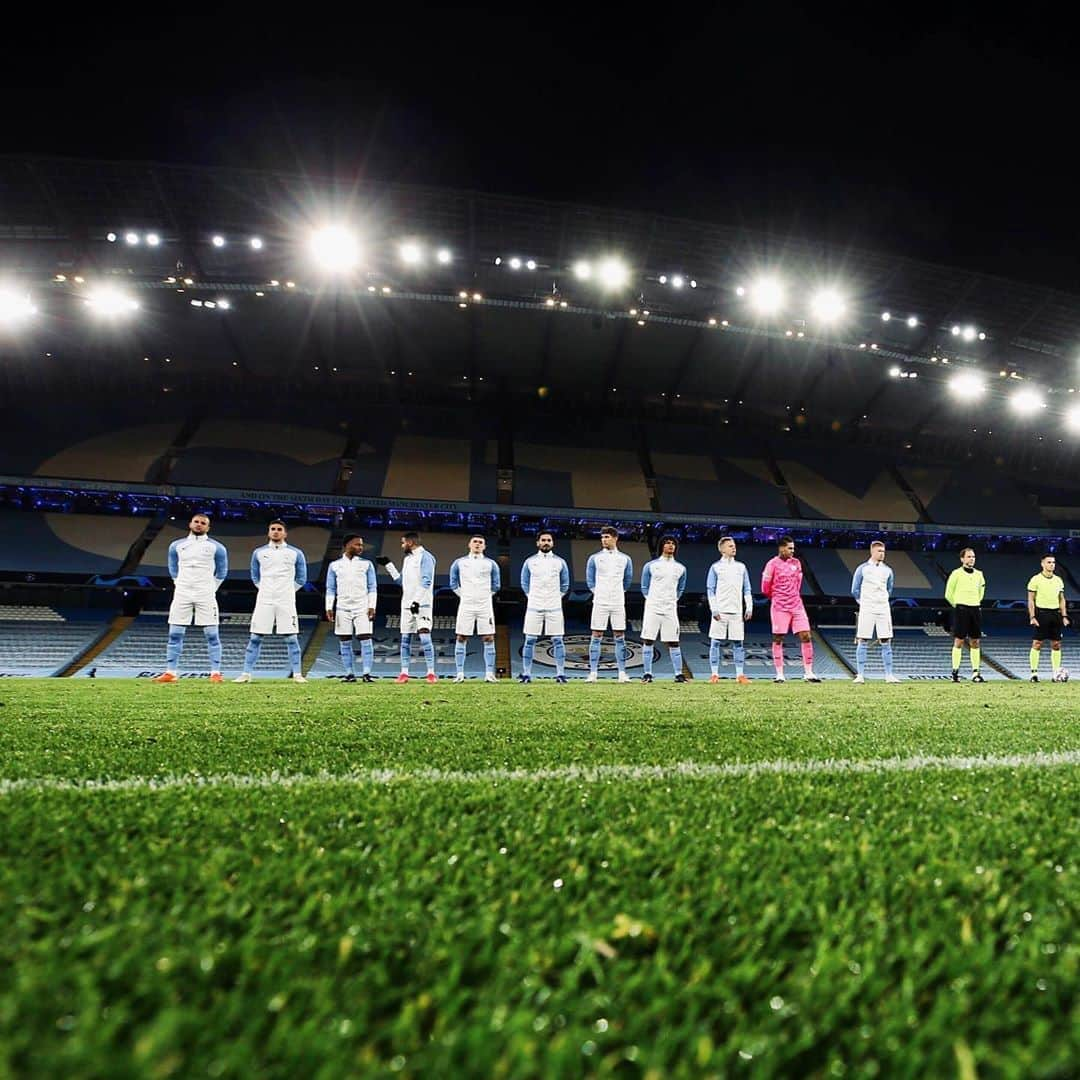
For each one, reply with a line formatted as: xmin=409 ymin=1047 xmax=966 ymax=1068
xmin=948 ymin=371 xmax=986 ymax=399
xmin=146 ymin=233 xmax=161 ymax=247
xmin=888 ymin=366 xmax=901 ymax=377
xmin=124 ymin=232 xmax=140 ymax=245
xmin=106 ymin=232 xmax=118 ymax=243
xmin=881 ymin=311 xmax=891 ymax=322
xmin=526 ymin=259 xmax=537 ymax=270
xmin=85 ymin=284 xmax=139 ymax=318
xmin=596 ymin=256 xmax=630 ymax=290
xmin=671 ymin=275 xmax=685 ymax=289
xmin=399 ymin=241 xmax=424 ymax=266
xmin=217 ymin=299 xmax=231 ymax=310
xmin=1065 ymin=404 xmax=1080 ymax=433
xmin=747 ymin=276 xmax=784 ymax=316
xmin=951 ymin=325 xmax=961 ymax=336
xmin=309 ymin=225 xmax=361 ymax=273
xmin=1010 ymin=387 xmax=1045 ymax=416
xmin=573 ymin=259 xmax=592 ymax=281
xmin=907 ymin=315 xmax=918 ymax=328
xmin=961 ymin=325 xmax=977 ymax=342
xmin=250 ymin=237 xmax=264 ymax=250
xmin=436 ymin=248 xmax=452 ymax=264
xmin=509 ymin=257 xmax=522 ymax=270
xmin=212 ymin=235 xmax=226 ymax=248
xmin=0 ymin=287 xmax=36 ymax=328
xmin=810 ymin=288 xmax=847 ymax=324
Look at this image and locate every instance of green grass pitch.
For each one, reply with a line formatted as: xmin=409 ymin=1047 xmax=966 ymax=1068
xmin=0 ymin=680 xmax=1077 ymax=1078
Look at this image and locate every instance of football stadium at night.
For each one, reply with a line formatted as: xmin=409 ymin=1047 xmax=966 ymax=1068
xmin=1 ymin=54 xmax=1078 ymax=1073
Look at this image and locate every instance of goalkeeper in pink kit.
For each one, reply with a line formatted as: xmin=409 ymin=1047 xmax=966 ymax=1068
xmin=761 ymin=536 xmax=820 ymax=683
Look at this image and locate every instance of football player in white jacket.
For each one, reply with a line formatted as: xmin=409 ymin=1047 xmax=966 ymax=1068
xmin=379 ymin=531 xmax=438 ymax=684
xmin=325 ymin=534 xmax=379 ymax=683
xmin=585 ymin=526 xmax=633 ymax=682
xmin=851 ymin=540 xmax=899 ymax=683
xmin=640 ymin=535 xmax=688 ymax=683
xmin=706 ymin=536 xmax=753 ymax=684
xmin=153 ymin=512 xmax=228 ymax=683
xmin=234 ymin=520 xmax=308 ymax=682
xmin=449 ymin=535 xmax=501 ymax=682
xmin=519 ymin=531 xmax=571 ymax=683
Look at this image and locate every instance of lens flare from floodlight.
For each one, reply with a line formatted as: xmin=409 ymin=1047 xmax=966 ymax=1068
xmin=748 ymin=277 xmax=784 ymax=316
xmin=907 ymin=315 xmax=918 ymax=328
xmin=436 ymin=248 xmax=452 ymax=265
xmin=811 ymin=288 xmax=847 ymax=323
xmin=400 ymin=241 xmax=424 ymax=266
xmin=1065 ymin=404 xmax=1080 ymax=433
xmin=250 ymin=237 xmax=264 ymax=250
xmin=1010 ymin=387 xmax=1044 ymax=416
xmin=309 ymin=226 xmax=361 ymax=273
xmin=85 ymin=284 xmax=139 ymax=318
xmin=125 ymin=232 xmax=139 ymax=246
xmin=212 ymin=235 xmax=226 ymax=248
xmin=962 ymin=325 xmax=977 ymax=342
xmin=597 ymin=256 xmax=630 ymax=290
xmin=948 ymin=372 xmax=986 ymax=400
xmin=0 ymin=288 xmax=37 ymax=327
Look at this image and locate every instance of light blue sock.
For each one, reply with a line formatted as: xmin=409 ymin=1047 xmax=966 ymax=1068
xmin=339 ymin=640 xmax=355 ymax=675
xmin=243 ymin=633 xmax=262 ymax=674
xmin=421 ymin=634 xmax=435 ymax=674
xmin=669 ymin=645 xmax=683 ymax=676
xmin=589 ymin=636 xmax=602 ymax=675
xmin=166 ymin=626 xmax=185 ymax=671
xmin=733 ymin=643 xmax=746 ymax=676
xmin=615 ymin=636 xmax=627 ymax=673
xmin=522 ymin=635 xmax=536 ymax=676
xmin=454 ymin=640 xmax=467 ymax=675
xmin=856 ymin=641 xmax=867 ymax=677
xmin=400 ymin=633 xmax=412 ymax=673
xmin=360 ymin=639 xmax=373 ymax=675
xmin=882 ymin=642 xmax=894 ymax=677
xmin=284 ymin=634 xmax=301 ymax=676
xmin=203 ymin=627 xmax=222 ymax=671
xmin=643 ymin=643 xmax=654 ymax=676
xmin=483 ymin=641 xmax=496 ymax=676
xmin=553 ymin=636 xmax=566 ymax=676
xmin=709 ymin=639 xmax=721 ymax=675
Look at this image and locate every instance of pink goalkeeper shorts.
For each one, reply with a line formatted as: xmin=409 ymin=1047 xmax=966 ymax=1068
xmin=771 ymin=605 xmax=810 ymax=635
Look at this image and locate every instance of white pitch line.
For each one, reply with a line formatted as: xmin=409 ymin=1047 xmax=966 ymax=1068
xmin=0 ymin=750 xmax=1078 ymax=797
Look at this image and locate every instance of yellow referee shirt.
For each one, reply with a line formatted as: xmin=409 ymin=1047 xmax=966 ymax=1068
xmin=1027 ymin=573 xmax=1065 ymax=610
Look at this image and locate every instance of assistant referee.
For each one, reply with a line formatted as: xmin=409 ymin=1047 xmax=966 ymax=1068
xmin=1027 ymin=554 xmax=1070 ymax=682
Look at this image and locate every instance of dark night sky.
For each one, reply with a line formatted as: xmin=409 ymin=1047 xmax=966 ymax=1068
xmin=7 ymin=6 xmax=1080 ymax=289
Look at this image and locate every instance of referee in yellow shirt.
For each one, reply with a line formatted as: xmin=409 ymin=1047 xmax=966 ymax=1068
xmin=945 ymin=547 xmax=986 ymax=682
xmin=1027 ymin=554 xmax=1070 ymax=682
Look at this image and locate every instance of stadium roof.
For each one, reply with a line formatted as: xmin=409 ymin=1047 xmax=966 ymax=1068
xmin=2 ymin=154 xmax=1079 ymax=468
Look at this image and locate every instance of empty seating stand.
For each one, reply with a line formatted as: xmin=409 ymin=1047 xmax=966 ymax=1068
xmin=0 ymin=607 xmax=110 ymax=676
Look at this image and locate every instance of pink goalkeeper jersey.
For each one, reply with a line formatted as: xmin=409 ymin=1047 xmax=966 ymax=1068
xmin=762 ymin=555 xmax=805 ymax=611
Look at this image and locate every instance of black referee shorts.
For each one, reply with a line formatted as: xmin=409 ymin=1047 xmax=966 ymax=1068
xmin=952 ymin=605 xmax=982 ymax=640
xmin=1033 ymin=608 xmax=1064 ymax=642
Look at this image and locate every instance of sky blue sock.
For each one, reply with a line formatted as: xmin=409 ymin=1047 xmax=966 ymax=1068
xmin=589 ymin=636 xmax=601 ymax=674
xmin=243 ymin=634 xmax=262 ymax=674
xmin=166 ymin=626 xmax=185 ymax=671
xmin=709 ymin=639 xmax=721 ymax=675
xmin=856 ymin=641 xmax=867 ymax=676
xmin=339 ymin=640 xmax=355 ymax=675
xmin=522 ymin=635 xmax=536 ymax=675
xmin=360 ymin=639 xmax=373 ymax=675
xmin=669 ymin=645 xmax=683 ymax=675
xmin=643 ymin=644 xmax=654 ymax=676
xmin=733 ymin=642 xmax=746 ymax=676
xmin=454 ymin=640 xmax=467 ymax=675
xmin=615 ymin=636 xmax=627 ymax=673
xmin=483 ymin=641 xmax=495 ymax=676
xmin=203 ymin=627 xmax=222 ymax=671
xmin=285 ymin=634 xmax=301 ymax=675
xmin=400 ymin=633 xmax=412 ymax=672
xmin=421 ymin=635 xmax=435 ymax=674
xmin=882 ymin=642 xmax=894 ymax=677
xmin=553 ymin=636 xmax=566 ymax=676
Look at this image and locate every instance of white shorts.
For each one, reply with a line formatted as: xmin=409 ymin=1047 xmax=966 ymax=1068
xmin=168 ymin=594 xmax=219 ymax=627
xmin=456 ymin=604 xmax=495 ymax=637
xmin=523 ymin=608 xmax=565 ymax=637
xmin=708 ymin=613 xmax=746 ymax=642
xmin=856 ymin=608 xmax=894 ymax=640
xmin=641 ymin=608 xmax=679 ymax=642
xmin=334 ymin=607 xmax=373 ymax=637
xmin=250 ymin=600 xmax=299 ymax=636
xmin=591 ymin=604 xmax=627 ymax=632
xmin=400 ymin=606 xmax=433 ymax=634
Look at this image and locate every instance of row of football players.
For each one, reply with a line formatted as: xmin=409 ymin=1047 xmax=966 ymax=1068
xmin=151 ymin=515 xmax=1069 ymax=683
